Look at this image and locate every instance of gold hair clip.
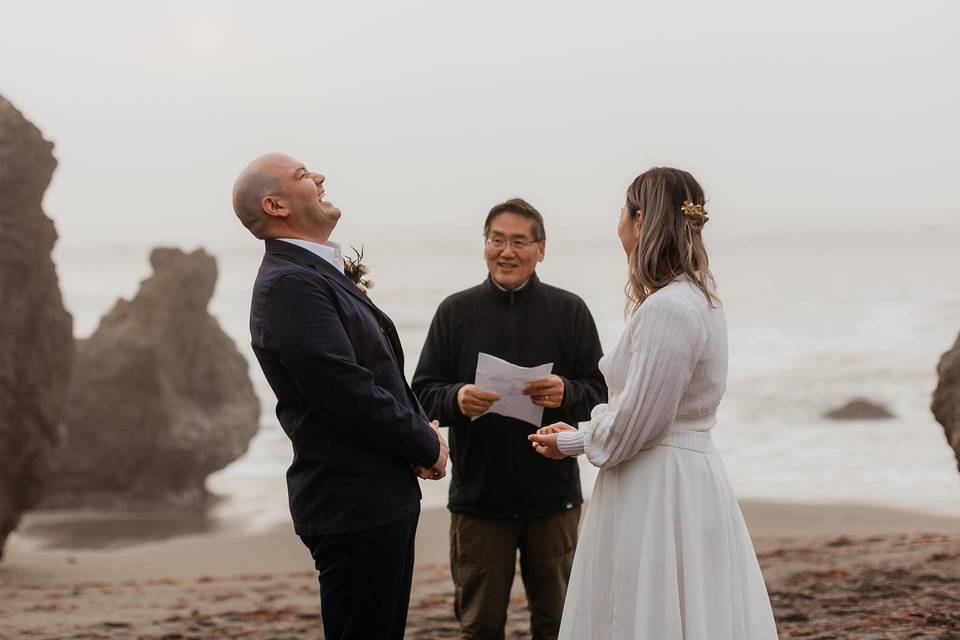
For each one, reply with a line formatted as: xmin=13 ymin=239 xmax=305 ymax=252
xmin=680 ymin=200 xmax=709 ymax=222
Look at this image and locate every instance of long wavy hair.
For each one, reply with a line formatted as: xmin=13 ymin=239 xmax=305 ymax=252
xmin=624 ymin=167 xmax=719 ymax=312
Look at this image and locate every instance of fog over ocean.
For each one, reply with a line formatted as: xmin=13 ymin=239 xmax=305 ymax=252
xmin=55 ymin=219 xmax=960 ymax=527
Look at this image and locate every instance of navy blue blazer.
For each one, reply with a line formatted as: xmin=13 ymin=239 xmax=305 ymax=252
xmin=249 ymin=239 xmax=440 ymax=535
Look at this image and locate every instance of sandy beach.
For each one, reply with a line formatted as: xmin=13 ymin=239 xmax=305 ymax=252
xmin=3 ymin=502 xmax=959 ymax=639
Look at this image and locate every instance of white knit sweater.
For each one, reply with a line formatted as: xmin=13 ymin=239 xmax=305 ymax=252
xmin=557 ymin=276 xmax=728 ymax=467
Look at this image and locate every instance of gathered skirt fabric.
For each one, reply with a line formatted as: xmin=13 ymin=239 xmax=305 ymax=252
xmin=559 ymin=433 xmax=779 ymax=639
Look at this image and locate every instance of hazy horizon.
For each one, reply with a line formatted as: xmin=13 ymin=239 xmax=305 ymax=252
xmin=2 ymin=0 xmax=958 ymax=259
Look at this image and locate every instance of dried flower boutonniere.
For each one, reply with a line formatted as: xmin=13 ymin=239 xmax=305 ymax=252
xmin=343 ymin=246 xmax=374 ymax=293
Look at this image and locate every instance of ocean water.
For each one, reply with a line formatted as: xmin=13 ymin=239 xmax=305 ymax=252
xmin=54 ymin=222 xmax=960 ymax=529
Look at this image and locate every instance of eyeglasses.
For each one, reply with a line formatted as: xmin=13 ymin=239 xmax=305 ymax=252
xmin=485 ymin=236 xmax=540 ymax=251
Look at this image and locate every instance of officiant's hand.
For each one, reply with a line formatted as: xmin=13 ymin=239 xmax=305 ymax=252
xmin=528 ymin=422 xmax=576 ymax=459
xmin=412 ymin=420 xmax=449 ymax=480
xmin=524 ymin=375 xmax=564 ymax=409
xmin=457 ymin=384 xmax=500 ymax=418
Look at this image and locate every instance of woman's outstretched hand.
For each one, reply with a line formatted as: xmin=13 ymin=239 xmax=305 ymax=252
xmin=528 ymin=422 xmax=577 ymax=460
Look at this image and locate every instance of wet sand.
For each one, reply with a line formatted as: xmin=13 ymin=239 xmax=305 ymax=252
xmin=2 ymin=502 xmax=959 ymax=639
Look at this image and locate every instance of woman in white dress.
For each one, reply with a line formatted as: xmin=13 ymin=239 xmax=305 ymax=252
xmin=529 ymin=167 xmax=779 ymax=639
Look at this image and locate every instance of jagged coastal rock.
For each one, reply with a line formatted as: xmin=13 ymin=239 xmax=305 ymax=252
xmin=46 ymin=248 xmax=260 ymax=510
xmin=0 ymin=96 xmax=75 ymax=558
xmin=932 ymin=332 xmax=960 ymax=474
xmin=823 ymin=398 xmax=895 ymax=421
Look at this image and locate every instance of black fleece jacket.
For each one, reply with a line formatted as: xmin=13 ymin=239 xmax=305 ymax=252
xmin=412 ymin=274 xmax=606 ymax=519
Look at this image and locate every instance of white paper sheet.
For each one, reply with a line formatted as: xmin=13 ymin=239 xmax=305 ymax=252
xmin=473 ymin=352 xmax=554 ymax=427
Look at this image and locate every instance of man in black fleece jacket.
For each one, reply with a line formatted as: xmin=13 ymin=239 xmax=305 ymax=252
xmin=413 ymin=198 xmax=606 ymax=640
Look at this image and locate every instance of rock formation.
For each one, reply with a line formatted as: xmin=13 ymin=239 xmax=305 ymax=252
xmin=45 ymin=248 xmax=260 ymax=510
xmin=932 ymin=332 xmax=960 ymax=474
xmin=0 ymin=96 xmax=75 ymax=558
xmin=823 ymin=398 xmax=895 ymax=420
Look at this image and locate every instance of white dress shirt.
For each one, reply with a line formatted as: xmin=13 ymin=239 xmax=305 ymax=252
xmin=277 ymin=238 xmax=345 ymax=274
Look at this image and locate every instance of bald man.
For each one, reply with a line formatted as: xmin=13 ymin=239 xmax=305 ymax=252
xmin=234 ymin=153 xmax=448 ymax=639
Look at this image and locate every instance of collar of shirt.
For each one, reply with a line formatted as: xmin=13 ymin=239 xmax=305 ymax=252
xmin=491 ymin=277 xmax=530 ymax=292
xmin=277 ymin=238 xmax=344 ymax=274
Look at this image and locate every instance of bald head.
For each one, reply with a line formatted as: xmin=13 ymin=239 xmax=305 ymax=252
xmin=232 ymin=153 xmax=295 ymax=239
xmin=232 ymin=153 xmax=340 ymax=243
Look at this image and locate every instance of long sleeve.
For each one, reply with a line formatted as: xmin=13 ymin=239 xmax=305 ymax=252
xmin=264 ymin=273 xmax=440 ymax=468
xmin=557 ymin=429 xmax=587 ymax=456
xmin=558 ymin=301 xmax=607 ymax=422
xmin=412 ymin=303 xmax=467 ymax=426
xmin=580 ymin=295 xmax=706 ymax=469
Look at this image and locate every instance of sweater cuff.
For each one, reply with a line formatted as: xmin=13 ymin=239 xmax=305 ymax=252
xmin=447 ymin=383 xmax=466 ymax=420
xmin=558 ymin=376 xmax=574 ymax=410
xmin=556 ymin=431 xmax=585 ymax=457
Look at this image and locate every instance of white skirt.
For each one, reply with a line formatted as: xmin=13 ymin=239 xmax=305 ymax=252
xmin=559 ymin=430 xmax=780 ymax=639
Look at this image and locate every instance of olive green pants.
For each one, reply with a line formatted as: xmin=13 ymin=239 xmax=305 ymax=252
xmin=449 ymin=507 xmax=581 ymax=640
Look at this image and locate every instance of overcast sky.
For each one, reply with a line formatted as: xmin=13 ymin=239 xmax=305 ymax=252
xmin=2 ymin=0 xmax=958 ymax=254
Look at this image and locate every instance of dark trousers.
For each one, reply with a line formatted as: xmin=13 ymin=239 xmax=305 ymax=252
xmin=450 ymin=507 xmax=581 ymax=640
xmin=300 ymin=511 xmax=419 ymax=640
